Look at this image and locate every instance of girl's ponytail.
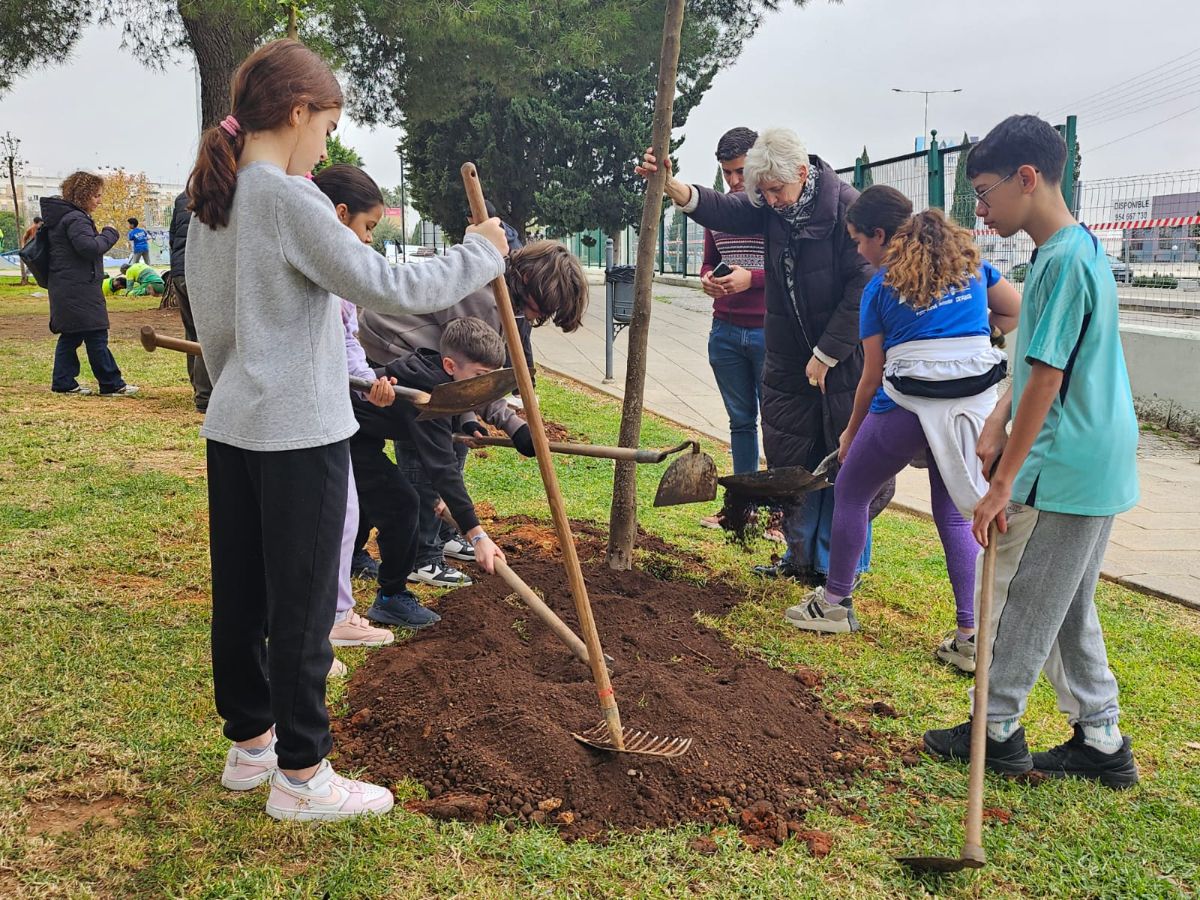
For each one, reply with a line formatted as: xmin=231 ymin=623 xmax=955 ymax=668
xmin=186 ymin=39 xmax=343 ymax=230
xmin=189 ymin=126 xmax=244 ymax=229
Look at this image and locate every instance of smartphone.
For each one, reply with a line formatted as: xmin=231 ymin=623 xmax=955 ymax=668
xmin=711 ymin=261 xmax=733 ymax=278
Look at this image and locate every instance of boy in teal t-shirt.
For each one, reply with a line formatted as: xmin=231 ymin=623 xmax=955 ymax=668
xmin=924 ymin=115 xmax=1140 ymax=789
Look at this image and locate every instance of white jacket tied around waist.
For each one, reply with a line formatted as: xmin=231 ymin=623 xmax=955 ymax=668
xmin=881 ymin=335 xmax=1007 ymax=518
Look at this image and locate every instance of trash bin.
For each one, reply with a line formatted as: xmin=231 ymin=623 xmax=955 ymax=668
xmin=606 ymin=265 xmax=636 ymax=324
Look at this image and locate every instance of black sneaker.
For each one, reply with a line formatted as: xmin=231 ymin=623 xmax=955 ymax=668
xmin=923 ymin=720 xmax=1034 ymax=775
xmin=365 ymin=589 xmax=441 ymax=629
xmin=751 ymin=561 xmax=817 ymax=583
xmin=350 ymin=550 xmax=380 ymax=580
xmin=1031 ymin=725 xmax=1139 ymax=790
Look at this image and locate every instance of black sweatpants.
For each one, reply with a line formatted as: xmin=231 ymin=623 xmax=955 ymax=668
xmin=207 ymin=438 xmax=348 ymax=771
xmin=349 ymin=431 xmax=420 ymax=597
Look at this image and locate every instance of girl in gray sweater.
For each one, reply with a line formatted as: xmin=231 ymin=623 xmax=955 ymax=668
xmin=184 ymin=38 xmax=508 ymax=822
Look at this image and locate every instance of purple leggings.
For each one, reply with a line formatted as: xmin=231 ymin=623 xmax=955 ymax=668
xmin=826 ymin=407 xmax=978 ymax=628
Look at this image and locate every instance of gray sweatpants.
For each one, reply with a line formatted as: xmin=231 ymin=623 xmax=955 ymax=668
xmin=978 ymin=502 xmax=1120 ymax=727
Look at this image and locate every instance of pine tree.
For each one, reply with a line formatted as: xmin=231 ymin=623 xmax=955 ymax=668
xmin=860 ymin=146 xmax=874 ymax=188
xmin=714 ymin=165 xmax=725 ymax=191
xmin=950 ymin=132 xmax=977 ymax=228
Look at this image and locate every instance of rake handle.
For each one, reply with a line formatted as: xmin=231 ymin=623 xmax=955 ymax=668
xmin=964 ymin=522 xmax=999 ymax=865
xmin=461 ymin=162 xmax=624 ymax=750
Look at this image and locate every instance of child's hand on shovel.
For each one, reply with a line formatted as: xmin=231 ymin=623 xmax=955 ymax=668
xmin=367 ymin=377 xmax=397 ymax=408
xmin=467 ymin=528 xmax=506 ymax=574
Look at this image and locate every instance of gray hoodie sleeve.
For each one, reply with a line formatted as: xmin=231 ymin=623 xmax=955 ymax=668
xmin=275 ymin=182 xmax=505 ymax=316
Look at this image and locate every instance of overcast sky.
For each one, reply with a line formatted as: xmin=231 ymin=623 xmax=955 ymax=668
xmin=1 ymin=0 xmax=1196 ymax=201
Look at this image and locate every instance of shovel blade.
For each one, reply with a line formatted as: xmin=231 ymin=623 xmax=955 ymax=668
xmin=897 ymin=855 xmax=985 ymax=873
xmin=718 ymin=465 xmax=831 ymax=505
xmin=653 ymin=447 xmax=718 ymax=507
xmin=422 ymin=368 xmax=518 ymax=417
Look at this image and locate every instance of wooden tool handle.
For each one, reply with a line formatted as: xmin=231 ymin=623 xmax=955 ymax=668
xmin=141 ymin=325 xmax=200 ymax=356
xmin=963 ymin=522 xmax=999 ymax=864
xmin=347 ymin=375 xmax=431 ymax=405
xmin=461 ymin=163 xmax=624 ymax=748
xmin=494 ymin=560 xmax=592 ymax=667
xmin=454 ymin=434 xmax=664 ymax=463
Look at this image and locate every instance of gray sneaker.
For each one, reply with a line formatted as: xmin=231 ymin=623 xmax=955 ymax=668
xmin=784 ymin=586 xmax=859 ymax=634
xmin=103 ymin=384 xmax=140 ymax=396
xmin=55 ymin=385 xmax=93 ymax=395
xmin=936 ymin=631 xmax=976 ymax=673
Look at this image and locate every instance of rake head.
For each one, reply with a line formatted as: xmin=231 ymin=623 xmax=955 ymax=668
xmin=571 ymin=722 xmax=693 ymax=758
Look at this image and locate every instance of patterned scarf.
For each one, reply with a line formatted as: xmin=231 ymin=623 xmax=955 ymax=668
xmin=773 ymin=163 xmax=821 ymax=341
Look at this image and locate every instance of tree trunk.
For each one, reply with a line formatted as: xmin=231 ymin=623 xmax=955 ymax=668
xmin=605 ymin=0 xmax=687 ymax=571
xmin=178 ymin=6 xmax=265 ymax=130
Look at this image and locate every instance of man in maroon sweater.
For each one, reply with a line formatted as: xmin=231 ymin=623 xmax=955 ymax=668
xmin=699 ymin=127 xmax=769 ymax=527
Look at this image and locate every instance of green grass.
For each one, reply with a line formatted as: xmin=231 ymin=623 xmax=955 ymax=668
xmin=1 ymin=298 xmax=1198 ymax=898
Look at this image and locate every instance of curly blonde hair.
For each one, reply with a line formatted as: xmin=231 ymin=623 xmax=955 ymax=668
xmin=61 ymin=171 xmax=104 ymax=209
xmin=882 ymin=209 xmax=981 ymax=309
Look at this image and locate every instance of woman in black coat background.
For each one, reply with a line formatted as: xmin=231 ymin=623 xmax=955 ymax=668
xmin=637 ymin=128 xmax=892 ymax=584
xmin=41 ymin=171 xmax=138 ymax=396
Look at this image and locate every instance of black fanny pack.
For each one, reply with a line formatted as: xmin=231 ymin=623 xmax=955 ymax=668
xmin=886 ymin=359 xmax=1007 ymax=399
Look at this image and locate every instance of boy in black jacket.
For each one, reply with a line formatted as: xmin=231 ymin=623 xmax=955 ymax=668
xmin=353 ymin=317 xmax=508 ymax=629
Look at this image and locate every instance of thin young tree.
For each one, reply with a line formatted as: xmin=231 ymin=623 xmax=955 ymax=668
xmin=605 ymin=0 xmax=688 ymax=570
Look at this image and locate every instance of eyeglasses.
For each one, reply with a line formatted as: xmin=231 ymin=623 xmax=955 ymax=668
xmin=973 ymin=172 xmax=1016 ymax=210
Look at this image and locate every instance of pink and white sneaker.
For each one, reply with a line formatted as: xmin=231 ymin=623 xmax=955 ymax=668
xmin=265 ymin=759 xmax=394 ymax=821
xmin=221 ymin=736 xmax=279 ymax=791
xmin=330 ymin=611 xmax=396 ymax=648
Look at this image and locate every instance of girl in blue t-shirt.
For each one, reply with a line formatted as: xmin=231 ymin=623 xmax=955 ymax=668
xmin=784 ymin=186 xmax=1020 ymax=673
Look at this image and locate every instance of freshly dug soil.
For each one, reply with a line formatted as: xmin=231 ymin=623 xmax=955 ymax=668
xmin=334 ymin=518 xmax=879 ymax=843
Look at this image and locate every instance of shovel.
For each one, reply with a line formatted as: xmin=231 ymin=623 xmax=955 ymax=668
xmin=453 ymin=435 xmax=717 ymax=507
xmin=463 ymin=162 xmax=690 ymax=759
xmin=138 ymin=325 xmax=517 ymax=419
xmin=717 ymin=451 xmax=840 ymax=506
xmin=898 ymin=522 xmax=999 ymax=873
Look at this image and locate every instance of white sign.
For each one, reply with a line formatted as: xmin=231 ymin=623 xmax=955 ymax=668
xmin=1112 ymin=198 xmax=1153 ymax=223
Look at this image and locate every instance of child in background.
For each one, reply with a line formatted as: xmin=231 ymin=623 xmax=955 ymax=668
xmin=310 ymin=164 xmax=400 ymax=653
xmin=125 ymin=265 xmax=166 ymax=296
xmin=185 ymin=39 xmax=509 ymax=821
xmin=924 ymin=115 xmax=1140 ymax=788
xmin=785 ymin=187 xmax=1020 ymax=670
xmin=127 ymin=217 xmax=151 ymax=265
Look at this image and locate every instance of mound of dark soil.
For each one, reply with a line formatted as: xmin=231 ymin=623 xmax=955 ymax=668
xmin=334 ymin=519 xmax=880 ymax=843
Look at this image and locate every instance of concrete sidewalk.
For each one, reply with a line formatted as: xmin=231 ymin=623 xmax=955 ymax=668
xmin=532 ymin=273 xmax=1200 ymax=611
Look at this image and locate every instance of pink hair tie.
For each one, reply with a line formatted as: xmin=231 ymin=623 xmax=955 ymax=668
xmin=219 ymin=115 xmax=241 ymax=137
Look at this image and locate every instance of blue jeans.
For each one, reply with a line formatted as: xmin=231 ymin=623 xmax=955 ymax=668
xmin=52 ymin=330 xmax=125 ymax=393
xmin=707 ymin=319 xmax=765 ymax=474
xmin=783 ymin=487 xmax=872 ymax=578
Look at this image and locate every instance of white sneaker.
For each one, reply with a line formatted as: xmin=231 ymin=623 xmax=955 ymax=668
xmin=784 ymin=586 xmax=860 ymax=634
xmin=329 ymin=657 xmax=348 ymax=678
xmin=265 ymin=759 xmax=394 ymax=821
xmin=221 ymin=736 xmax=279 ymax=791
xmin=103 ymin=384 xmax=139 ymax=396
xmin=936 ymin=631 xmax=977 ymax=673
xmin=442 ymin=535 xmax=476 ymax=563
xmin=407 ymin=562 xmax=473 ymax=588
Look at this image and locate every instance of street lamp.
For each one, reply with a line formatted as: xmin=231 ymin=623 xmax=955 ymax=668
xmin=891 ymin=87 xmax=963 ymax=148
xmin=398 ymin=148 xmax=407 ymax=264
